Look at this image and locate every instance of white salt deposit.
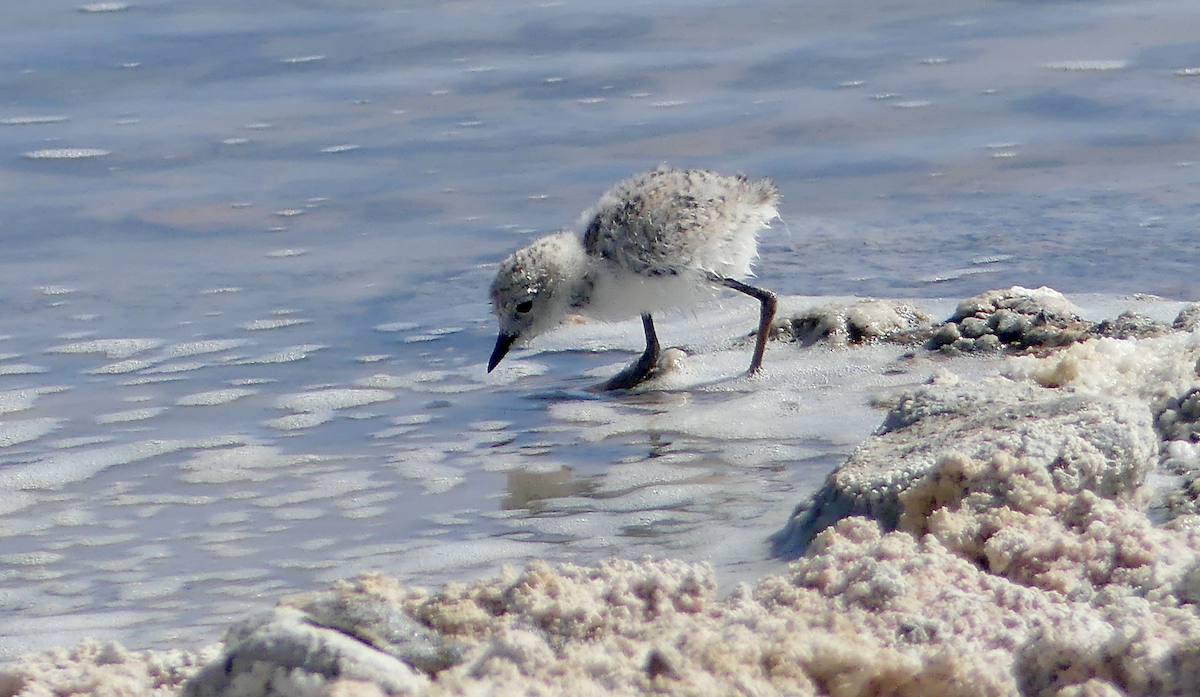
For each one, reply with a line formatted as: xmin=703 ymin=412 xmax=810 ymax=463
xmin=1003 ymin=329 xmax=1200 ymax=398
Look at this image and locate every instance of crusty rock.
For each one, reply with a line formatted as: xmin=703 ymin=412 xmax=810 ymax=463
xmin=771 ymin=370 xmax=1157 ymax=556
xmin=928 ymin=286 xmax=1096 ymax=354
xmin=1175 ymin=303 xmax=1200 ymax=332
xmin=288 ymin=581 xmax=461 ymax=675
xmin=182 ymin=574 xmax=465 ymax=697
xmin=1096 ymin=311 xmax=1173 ymax=340
xmin=1155 ymin=387 xmax=1200 ymax=443
xmin=184 ymin=607 xmax=430 ymax=697
xmin=773 ymin=288 xmax=1189 ymax=358
xmin=1167 ymin=476 xmax=1200 ymax=517
xmin=770 ymin=299 xmax=932 ymax=347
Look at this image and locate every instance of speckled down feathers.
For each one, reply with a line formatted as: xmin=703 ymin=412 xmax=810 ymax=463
xmin=581 ymin=167 xmax=780 ymax=278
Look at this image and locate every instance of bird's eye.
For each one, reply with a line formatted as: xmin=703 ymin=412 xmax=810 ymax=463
xmin=515 ymin=300 xmax=534 ymax=314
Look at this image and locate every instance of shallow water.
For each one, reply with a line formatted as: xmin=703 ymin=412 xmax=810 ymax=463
xmin=1 ymin=0 xmax=1199 ymax=659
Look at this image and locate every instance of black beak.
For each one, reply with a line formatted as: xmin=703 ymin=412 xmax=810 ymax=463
xmin=487 ymin=333 xmax=517 ymax=372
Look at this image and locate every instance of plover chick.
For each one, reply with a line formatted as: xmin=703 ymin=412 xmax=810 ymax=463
xmin=488 ymin=166 xmax=781 ymax=390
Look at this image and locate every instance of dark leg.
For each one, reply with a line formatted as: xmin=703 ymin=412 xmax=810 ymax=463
xmin=710 ymin=274 xmax=777 ymax=375
xmin=601 ymin=313 xmax=661 ymax=390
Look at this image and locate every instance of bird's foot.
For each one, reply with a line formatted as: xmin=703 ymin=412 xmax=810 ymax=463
xmin=600 ymin=353 xmax=659 ymax=391
xmin=599 ymin=347 xmax=693 ymax=391
xmin=744 ymin=356 xmax=767 ymax=378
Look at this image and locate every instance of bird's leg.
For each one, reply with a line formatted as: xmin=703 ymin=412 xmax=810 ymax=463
xmin=709 ymin=273 xmax=777 ymax=375
xmin=601 ymin=313 xmax=661 ymax=390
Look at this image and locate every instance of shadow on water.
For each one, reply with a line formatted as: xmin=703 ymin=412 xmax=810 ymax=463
xmin=1012 ymin=90 xmax=1118 ymax=121
xmin=517 ymin=13 xmax=654 ymax=51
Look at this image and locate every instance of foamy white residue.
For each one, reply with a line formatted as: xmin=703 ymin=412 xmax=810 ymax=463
xmin=0 ymin=364 xmax=47 ymax=375
xmin=47 ymin=338 xmax=165 ymax=359
xmin=1043 ymin=60 xmax=1128 ymax=71
xmin=275 ymin=388 xmax=394 ymax=413
xmin=373 ymin=322 xmax=419 ymax=332
xmin=95 ymin=407 xmax=168 ymax=424
xmin=78 ymin=2 xmax=130 ymax=12
xmin=0 ymin=418 xmax=62 ymax=448
xmin=0 ymin=437 xmax=245 ymax=491
xmin=1 ymin=116 xmax=68 ymax=125
xmin=239 ymin=318 xmax=313 ymax=331
xmin=178 ymin=445 xmax=305 ymax=484
xmin=176 ymin=388 xmax=259 ymax=406
xmin=162 ymin=339 xmax=254 ymax=359
xmin=0 ymin=388 xmax=68 ymax=415
xmin=23 ymin=148 xmax=111 ymax=159
xmin=231 ymin=345 xmax=324 ymax=364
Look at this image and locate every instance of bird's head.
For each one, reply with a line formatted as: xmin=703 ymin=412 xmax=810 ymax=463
xmin=487 ymin=231 xmax=587 ymax=372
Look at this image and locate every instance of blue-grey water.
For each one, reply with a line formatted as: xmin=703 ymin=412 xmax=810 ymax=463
xmin=2 ymin=0 xmax=1199 ymax=659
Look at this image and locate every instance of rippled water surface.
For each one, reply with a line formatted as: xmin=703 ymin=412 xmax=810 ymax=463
xmin=2 ymin=0 xmax=1199 ymax=658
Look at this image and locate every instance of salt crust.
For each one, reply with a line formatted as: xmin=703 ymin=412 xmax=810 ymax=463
xmin=770 ymin=299 xmax=931 ymax=347
xmin=7 ymin=289 xmax=1200 ymax=696
xmin=0 ymin=640 xmax=219 ymax=697
xmin=14 ymin=486 xmax=1200 ymax=697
